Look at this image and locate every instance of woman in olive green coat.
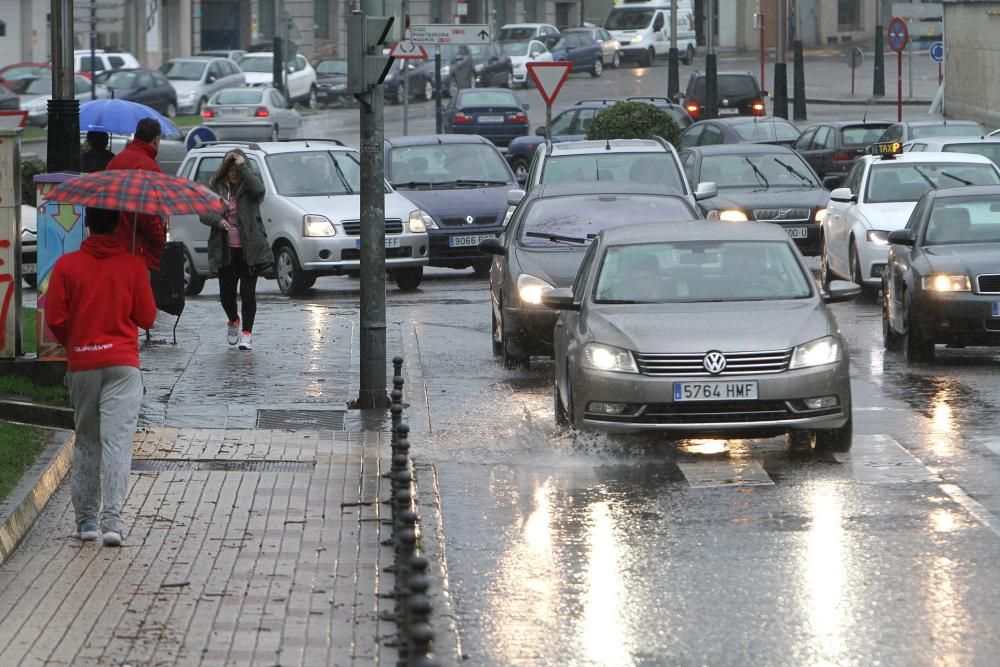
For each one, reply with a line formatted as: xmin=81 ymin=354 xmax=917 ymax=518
xmin=199 ymin=149 xmax=274 ymax=350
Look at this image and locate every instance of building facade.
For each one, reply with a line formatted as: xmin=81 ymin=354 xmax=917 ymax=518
xmin=942 ymin=0 xmax=1000 ymax=127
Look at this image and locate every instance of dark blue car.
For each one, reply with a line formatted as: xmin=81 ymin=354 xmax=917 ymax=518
xmin=94 ymin=67 xmax=178 ymax=117
xmin=384 ymin=134 xmax=518 ymax=275
xmin=505 ymin=97 xmax=692 ymax=180
xmin=549 ymin=31 xmax=605 ymax=78
xmin=444 ymin=88 xmax=529 ymax=147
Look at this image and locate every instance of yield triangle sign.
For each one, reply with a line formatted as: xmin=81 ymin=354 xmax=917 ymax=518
xmin=389 ymin=40 xmax=428 ymax=59
xmin=527 ymin=62 xmax=573 ymax=106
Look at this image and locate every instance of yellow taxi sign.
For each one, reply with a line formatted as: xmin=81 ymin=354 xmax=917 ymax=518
xmin=874 ymin=140 xmax=902 ymax=158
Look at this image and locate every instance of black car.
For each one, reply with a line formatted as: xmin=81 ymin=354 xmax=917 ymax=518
xmin=882 ymin=185 xmax=1000 ymax=363
xmin=478 ymin=182 xmax=700 ymax=368
xmin=793 ymin=121 xmax=894 ymax=181
xmin=96 ymin=67 xmax=178 ymax=117
xmin=384 ymin=134 xmax=518 ymax=274
xmin=468 ymin=42 xmax=514 ymax=88
xmin=383 ymin=45 xmax=474 ymax=102
xmin=680 ymin=117 xmax=801 ymax=148
xmin=682 ymin=71 xmax=767 ymax=121
xmin=313 ymin=58 xmax=350 ymax=107
xmin=444 ymin=88 xmax=529 ymax=147
xmin=680 ymin=144 xmax=829 ymax=255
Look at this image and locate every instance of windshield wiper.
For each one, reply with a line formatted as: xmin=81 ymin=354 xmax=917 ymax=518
xmin=330 ymin=154 xmax=354 ymax=193
xmin=745 ymin=157 xmax=770 ymax=189
xmin=392 ymin=180 xmax=436 ymax=188
xmin=437 ymin=179 xmax=509 ymax=187
xmin=524 ymin=231 xmax=591 ymax=245
xmin=911 ymin=166 xmax=937 ymax=188
xmin=774 ymin=158 xmax=814 ymax=185
xmin=940 ymin=171 xmax=974 ymax=186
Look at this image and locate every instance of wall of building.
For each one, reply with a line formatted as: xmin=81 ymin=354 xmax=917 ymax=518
xmin=943 ymin=2 xmax=1000 ymax=128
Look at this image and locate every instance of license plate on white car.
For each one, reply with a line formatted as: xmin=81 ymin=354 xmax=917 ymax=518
xmin=449 ymin=234 xmax=495 ymax=248
xmin=22 ymin=263 xmax=36 ymax=274
xmin=674 ymin=381 xmax=758 ymax=401
xmin=355 ymin=237 xmax=401 ymax=249
xmin=478 ymin=115 xmax=504 ymax=123
xmin=219 ymin=108 xmax=251 ymax=117
xmin=786 ymin=227 xmax=808 ymax=239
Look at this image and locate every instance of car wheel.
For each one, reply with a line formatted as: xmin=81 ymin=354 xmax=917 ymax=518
xmin=903 ymin=306 xmax=934 ymax=363
xmin=308 ymin=87 xmax=318 ymax=110
xmin=491 ymin=308 xmax=503 ymax=357
xmin=882 ymin=295 xmax=900 ymax=350
xmin=849 ymin=240 xmax=875 ymax=300
xmin=446 ymin=76 xmax=459 ymax=98
xmin=423 ymin=80 xmax=434 ymax=101
xmin=499 ymin=310 xmax=526 ymax=370
xmin=554 ymin=381 xmax=569 ymax=427
xmin=819 ymin=236 xmax=835 ymax=290
xmin=642 ymin=48 xmax=655 ymax=67
xmin=275 ymin=244 xmax=310 ymax=296
xmin=182 ymin=249 xmax=205 ymax=296
xmin=814 ymin=414 xmax=853 ymax=453
xmin=509 ymin=157 xmax=530 ymax=181
xmin=394 ymin=266 xmax=423 ymax=291
xmin=23 ymin=274 xmax=37 ymax=289
xmin=611 ymin=51 xmax=621 ymax=69
xmin=591 ymin=58 xmax=604 ymax=78
xmin=194 ymin=97 xmax=206 ymax=115
xmin=165 ymin=102 xmax=177 ymax=118
xmin=682 ymin=44 xmax=696 ymax=66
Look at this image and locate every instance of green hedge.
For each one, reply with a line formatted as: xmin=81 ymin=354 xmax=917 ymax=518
xmin=586 ymin=101 xmax=681 ymax=147
xmin=21 ymin=158 xmax=46 ymax=208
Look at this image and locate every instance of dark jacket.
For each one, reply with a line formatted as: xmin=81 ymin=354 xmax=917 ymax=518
xmin=199 ymin=155 xmax=272 ymax=274
xmin=106 ymin=140 xmax=166 ymax=270
xmin=81 ymin=147 xmax=116 ymax=173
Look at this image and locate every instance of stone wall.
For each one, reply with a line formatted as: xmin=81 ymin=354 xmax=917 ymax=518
xmin=943 ymin=2 xmax=1000 ymax=128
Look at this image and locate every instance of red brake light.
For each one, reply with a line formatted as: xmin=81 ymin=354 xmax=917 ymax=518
xmin=507 ymin=112 xmax=528 ymax=124
xmin=254 ymin=107 xmax=270 ymax=118
xmin=686 ymin=103 xmax=700 ymax=119
xmin=832 ymin=150 xmax=852 ymax=161
xmin=201 ymin=109 xmax=215 ymax=119
xmin=452 ymin=112 xmax=474 ymax=124
xmin=751 ymin=100 xmax=765 ymax=116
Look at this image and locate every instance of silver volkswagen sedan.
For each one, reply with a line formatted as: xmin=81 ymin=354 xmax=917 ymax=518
xmin=545 ymin=221 xmax=860 ymax=450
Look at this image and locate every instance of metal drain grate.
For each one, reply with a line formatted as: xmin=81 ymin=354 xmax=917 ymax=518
xmin=132 ymin=459 xmax=315 ymax=473
xmin=255 ymin=409 xmax=346 ymax=430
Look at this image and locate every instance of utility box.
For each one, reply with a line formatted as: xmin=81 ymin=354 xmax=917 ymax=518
xmin=0 ymin=116 xmax=24 ymax=359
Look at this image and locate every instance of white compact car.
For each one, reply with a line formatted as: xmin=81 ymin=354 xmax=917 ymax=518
xmin=820 ymin=148 xmax=1000 ymax=295
xmin=170 ymin=140 xmax=430 ymax=295
xmin=501 ymin=39 xmax=554 ymax=87
xmin=237 ymin=52 xmax=317 ymax=108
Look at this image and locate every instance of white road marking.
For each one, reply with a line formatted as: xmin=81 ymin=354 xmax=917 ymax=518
xmin=678 ymin=460 xmax=774 ymax=488
xmin=834 ymin=435 xmax=941 ymax=484
xmin=939 ymin=483 xmax=1000 ymax=539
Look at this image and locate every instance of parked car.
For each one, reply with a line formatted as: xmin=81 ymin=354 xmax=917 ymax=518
xmin=875 ymin=121 xmax=987 ymax=145
xmin=0 ymin=84 xmax=18 ymax=112
xmin=383 ymin=45 xmax=474 ymax=101
xmin=902 ymin=136 xmax=1000 ymax=167
xmin=444 ymin=88 xmax=529 ymax=147
xmin=171 ymin=140 xmax=431 ymax=295
xmin=679 ymin=117 xmax=800 ymax=148
xmin=820 ymin=148 xmax=1000 ymax=297
xmin=19 ymin=74 xmax=99 ymax=126
xmin=793 ymin=120 xmax=893 ymax=181
xmin=384 ymin=134 xmax=518 ymax=274
xmin=313 ymin=58 xmax=350 ymax=107
xmin=468 ymin=42 xmax=514 ymax=88
xmin=882 ymin=185 xmax=1000 ymax=363
xmin=478 ymin=182 xmax=700 ymax=368
xmin=196 ymin=49 xmax=248 ymax=62
xmin=497 ymin=23 xmax=561 ymax=48
xmin=21 ymin=204 xmax=37 ymax=288
xmin=160 ymin=56 xmax=245 ymax=115
xmin=549 ymin=31 xmax=605 ymax=78
xmin=604 ymin=0 xmax=697 ymax=67
xmin=383 ymin=59 xmax=434 ymax=104
xmin=679 ymin=144 xmax=829 ymax=255
xmin=0 ymin=63 xmax=50 ymax=89
xmin=501 ymin=40 xmax=553 ymax=88
xmin=200 ymin=87 xmax=301 ymax=142
xmin=238 ymin=52 xmax=318 ymax=107
xmin=563 ymin=26 xmax=621 ymax=68
xmin=681 ymin=71 xmax=767 ymax=120
xmin=73 ymin=49 xmax=141 ymax=77
xmin=95 ymin=68 xmax=178 ymax=117
xmin=545 ymin=221 xmax=857 ymax=450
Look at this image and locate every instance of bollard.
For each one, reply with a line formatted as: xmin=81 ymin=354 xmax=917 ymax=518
xmin=409 ymin=621 xmax=435 ymax=663
xmin=393 ymin=356 xmax=405 ymax=395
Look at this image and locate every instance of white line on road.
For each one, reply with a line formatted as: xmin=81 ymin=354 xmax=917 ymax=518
xmin=939 ymin=483 xmax=1000 ymax=539
xmin=834 ymin=435 xmax=941 ymax=484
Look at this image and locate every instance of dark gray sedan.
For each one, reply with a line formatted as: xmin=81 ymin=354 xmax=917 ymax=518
xmin=544 ymin=221 xmax=859 ymax=449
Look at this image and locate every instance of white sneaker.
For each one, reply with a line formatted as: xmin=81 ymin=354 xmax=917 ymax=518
xmin=238 ymin=331 xmax=253 ymax=350
xmin=227 ymin=319 xmax=240 ymax=345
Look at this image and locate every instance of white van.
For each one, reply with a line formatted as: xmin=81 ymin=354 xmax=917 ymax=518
xmin=604 ymin=0 xmax=696 ymax=67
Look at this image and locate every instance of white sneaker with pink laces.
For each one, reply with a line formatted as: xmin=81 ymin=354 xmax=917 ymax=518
xmin=238 ymin=331 xmax=253 ymax=350
xmin=227 ymin=319 xmax=240 ymax=346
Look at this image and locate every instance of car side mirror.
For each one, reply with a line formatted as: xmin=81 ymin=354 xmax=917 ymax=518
xmin=541 ymin=287 xmax=579 ymax=311
xmin=207 ymin=75 xmax=217 ymax=83
xmin=829 ymin=187 xmax=856 ymax=203
xmin=478 ymin=237 xmax=506 ymax=256
xmin=823 ymin=174 xmax=844 ymax=190
xmin=760 ymin=89 xmax=769 ymax=97
xmin=507 ymin=189 xmax=525 ymax=206
xmin=695 ymin=181 xmax=718 ymax=200
xmin=887 ymin=229 xmax=914 ymax=246
xmin=822 ymin=279 xmax=862 ymax=303
xmin=535 ymin=126 xmax=547 ymax=136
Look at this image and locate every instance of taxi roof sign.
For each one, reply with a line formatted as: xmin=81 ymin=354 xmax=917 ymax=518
xmin=874 ymin=140 xmax=903 ymax=159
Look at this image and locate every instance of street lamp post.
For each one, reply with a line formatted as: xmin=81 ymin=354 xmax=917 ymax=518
xmin=47 ymin=0 xmax=80 ymax=174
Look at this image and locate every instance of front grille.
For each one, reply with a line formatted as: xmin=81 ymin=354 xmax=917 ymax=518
xmin=752 ymin=208 xmax=811 ymax=222
xmin=978 ymin=274 xmax=1000 ymax=294
xmin=439 ymin=215 xmax=499 ymax=228
xmin=342 ymin=219 xmax=403 ymax=235
xmin=612 ymin=401 xmax=792 ymax=424
xmin=634 ymin=349 xmax=792 ymax=377
xmin=341 ymin=247 xmax=413 ymax=260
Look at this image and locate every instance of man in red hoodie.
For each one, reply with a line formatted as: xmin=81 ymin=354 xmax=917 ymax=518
xmin=46 ymin=207 xmax=157 ymax=547
xmin=106 ymin=117 xmax=166 ymax=270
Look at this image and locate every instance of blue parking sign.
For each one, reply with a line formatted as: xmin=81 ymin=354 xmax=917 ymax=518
xmin=930 ymin=42 xmax=944 ymax=64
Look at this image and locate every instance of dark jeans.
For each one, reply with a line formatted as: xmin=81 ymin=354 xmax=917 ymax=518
xmin=218 ymin=247 xmax=258 ymax=332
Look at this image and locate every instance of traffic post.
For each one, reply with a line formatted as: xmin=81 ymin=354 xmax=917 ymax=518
xmin=930 ymin=41 xmax=944 ymax=85
xmin=887 ymin=16 xmax=908 ymax=122
xmin=847 ymin=47 xmax=863 ymax=96
xmin=348 ymin=0 xmax=404 ymax=410
xmin=526 ymin=62 xmax=572 ymax=138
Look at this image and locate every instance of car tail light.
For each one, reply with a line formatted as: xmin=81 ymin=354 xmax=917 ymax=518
xmin=751 ymin=99 xmax=765 ymax=115
xmin=254 ymin=107 xmax=270 ymax=117
xmin=201 ymin=108 xmax=215 ymax=119
xmin=452 ymin=112 xmax=474 ymax=124
xmin=507 ymin=112 xmax=528 ymax=124
xmin=832 ymin=150 xmax=852 ymax=161
xmin=686 ymin=102 xmax=700 ymax=119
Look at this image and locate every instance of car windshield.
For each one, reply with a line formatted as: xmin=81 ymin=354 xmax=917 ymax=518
xmin=924 ymin=197 xmax=1000 ymax=245
xmin=841 ymin=125 xmax=890 ymax=147
xmin=942 ymin=143 xmax=1000 ymax=166
xmin=519 ymin=195 xmax=693 ymax=248
xmin=692 ymin=75 xmax=759 ymax=99
xmin=731 ymin=120 xmax=800 ymax=142
xmin=22 ymin=78 xmax=54 ymax=95
xmin=102 ymin=70 xmax=139 ymax=88
xmin=605 ymin=9 xmax=654 ymax=30
xmin=458 ymin=91 xmax=520 ymax=107
xmin=502 ymin=41 xmax=532 ymax=56
xmin=866 ymin=163 xmax=1000 ymax=203
xmin=238 ymin=56 xmax=273 ymax=73
xmin=910 ymin=124 xmax=984 ymax=139
xmin=388 ymin=143 xmax=510 ymax=187
xmin=700 ymin=153 xmax=819 ymax=189
xmin=542 ymin=152 xmax=687 ymax=193
xmin=595 ymin=241 xmax=812 ymax=303
xmin=266 ymin=150 xmax=362 ymax=196
xmin=212 ymin=88 xmax=264 ymax=105
xmin=316 ymin=59 xmax=348 ymax=75
xmin=161 ymin=60 xmax=206 ymax=80
xmin=498 ymin=27 xmax=538 ymax=40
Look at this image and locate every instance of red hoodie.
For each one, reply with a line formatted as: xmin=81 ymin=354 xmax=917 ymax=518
xmin=46 ymin=235 xmax=158 ymax=372
xmin=106 ymin=140 xmax=166 ymax=270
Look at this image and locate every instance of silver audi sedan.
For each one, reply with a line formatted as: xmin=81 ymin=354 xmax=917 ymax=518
xmin=545 ymin=221 xmax=860 ymax=450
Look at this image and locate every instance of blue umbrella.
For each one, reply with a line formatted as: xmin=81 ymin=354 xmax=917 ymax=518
xmin=80 ymin=98 xmax=181 ymax=138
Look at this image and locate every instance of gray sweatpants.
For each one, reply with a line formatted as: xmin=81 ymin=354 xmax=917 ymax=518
xmin=67 ymin=366 xmax=143 ymax=535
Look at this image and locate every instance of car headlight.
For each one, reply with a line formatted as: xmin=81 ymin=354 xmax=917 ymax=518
xmin=408 ymin=210 xmax=436 ymax=232
xmin=441 ymin=65 xmax=451 ymax=78
xmin=866 ymin=229 xmax=890 ymax=245
xmin=631 ymin=35 xmax=644 ymax=44
xmin=331 ymin=83 xmax=346 ymax=90
xmin=789 ymin=336 xmax=842 ymax=370
xmin=708 ymin=209 xmax=748 ymax=222
xmin=474 ymin=63 xmax=484 ymax=73
xmin=921 ymin=274 xmax=971 ymax=292
xmin=814 ymin=208 xmax=827 ymax=222
xmin=516 ymin=274 xmax=554 ymax=306
xmin=303 ymin=214 xmax=336 ymax=237
xmin=582 ymin=343 xmax=639 ymax=373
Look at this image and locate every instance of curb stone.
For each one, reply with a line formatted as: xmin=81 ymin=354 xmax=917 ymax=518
xmin=0 ymin=429 xmax=74 ymax=565
xmin=0 ymin=398 xmax=74 ymax=430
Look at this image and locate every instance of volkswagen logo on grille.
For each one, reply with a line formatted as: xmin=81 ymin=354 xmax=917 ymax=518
xmin=703 ymin=351 xmax=727 ymax=375
xmin=465 ymin=215 xmax=475 ymax=225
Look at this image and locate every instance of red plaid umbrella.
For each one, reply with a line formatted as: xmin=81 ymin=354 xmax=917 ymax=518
xmin=45 ymin=169 xmax=224 ymax=217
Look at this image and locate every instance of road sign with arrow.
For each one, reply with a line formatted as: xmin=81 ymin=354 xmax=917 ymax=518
xmin=409 ymin=24 xmax=491 ymax=45
xmin=389 ymin=40 xmax=428 ymax=59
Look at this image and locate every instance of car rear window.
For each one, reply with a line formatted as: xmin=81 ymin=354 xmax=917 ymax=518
xmin=942 ymin=143 xmax=1000 ymax=166
xmin=519 ymin=194 xmax=694 ymax=248
xmin=458 ymin=91 xmax=520 ymax=107
xmin=595 ymin=241 xmax=812 ymax=303
xmin=238 ymin=55 xmax=273 ymax=73
xmin=910 ymin=124 xmax=985 ymax=139
xmin=692 ymin=75 xmax=760 ymax=100
xmin=316 ymin=60 xmax=348 ymax=76
xmin=731 ymin=120 xmax=800 ymax=142
xmin=162 ymin=60 xmax=206 ymax=81
xmin=541 ymin=152 xmax=687 ymax=193
xmin=213 ymin=88 xmax=264 ymax=104
xmin=841 ymin=125 xmax=891 ymax=147
xmin=498 ymin=27 xmax=538 ymax=41
xmin=866 ymin=163 xmax=1000 ymax=203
